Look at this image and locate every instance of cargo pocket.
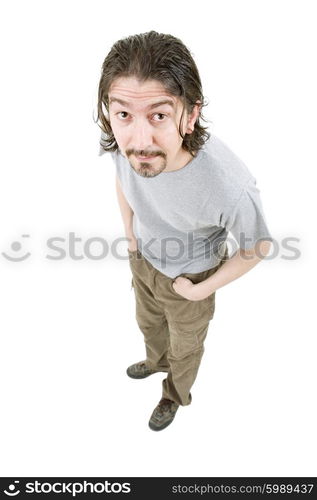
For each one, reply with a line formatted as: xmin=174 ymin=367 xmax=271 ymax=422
xmin=168 ymin=313 xmax=210 ymax=359
xmin=169 ymin=323 xmax=199 ymax=358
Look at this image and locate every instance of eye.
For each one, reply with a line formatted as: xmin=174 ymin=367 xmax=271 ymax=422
xmin=153 ymin=113 xmax=167 ymax=121
xmin=117 ymin=111 xmax=129 ymax=119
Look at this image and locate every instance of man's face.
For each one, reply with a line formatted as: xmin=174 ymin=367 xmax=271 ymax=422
xmin=108 ymin=76 xmax=197 ymax=177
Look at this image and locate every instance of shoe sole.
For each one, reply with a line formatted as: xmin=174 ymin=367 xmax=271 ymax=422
xmin=126 ymin=368 xmax=157 ymax=379
xmin=148 ymin=415 xmax=176 ymax=431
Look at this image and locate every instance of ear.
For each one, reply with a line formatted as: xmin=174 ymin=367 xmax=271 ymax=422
xmin=185 ymin=101 xmax=201 ymax=134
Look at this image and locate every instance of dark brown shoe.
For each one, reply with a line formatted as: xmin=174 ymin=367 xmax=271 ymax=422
xmin=149 ymin=398 xmax=179 ymax=431
xmin=126 ymin=361 xmax=157 ymax=379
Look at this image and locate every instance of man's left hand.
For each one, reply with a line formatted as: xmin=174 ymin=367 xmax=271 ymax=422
xmin=172 ymin=277 xmax=208 ymax=301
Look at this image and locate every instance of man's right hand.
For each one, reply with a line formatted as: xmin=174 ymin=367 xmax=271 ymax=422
xmin=128 ymin=237 xmax=138 ymax=252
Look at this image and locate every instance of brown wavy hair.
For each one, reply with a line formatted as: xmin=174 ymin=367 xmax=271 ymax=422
xmin=95 ymin=30 xmax=210 ymax=156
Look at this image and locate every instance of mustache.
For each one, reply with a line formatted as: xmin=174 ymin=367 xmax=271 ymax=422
xmin=126 ymin=149 xmax=166 ymax=158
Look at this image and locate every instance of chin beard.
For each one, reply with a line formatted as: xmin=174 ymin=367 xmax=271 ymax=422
xmin=130 ymin=159 xmax=167 ymax=178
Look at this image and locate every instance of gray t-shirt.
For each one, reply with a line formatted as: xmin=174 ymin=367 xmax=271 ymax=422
xmin=99 ymin=134 xmax=272 ymax=278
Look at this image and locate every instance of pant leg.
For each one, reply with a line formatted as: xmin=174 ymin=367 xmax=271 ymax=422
xmin=128 ymin=249 xmax=170 ymax=372
xmin=162 ymin=314 xmax=210 ymax=405
xmin=155 ymin=247 xmax=229 ymax=405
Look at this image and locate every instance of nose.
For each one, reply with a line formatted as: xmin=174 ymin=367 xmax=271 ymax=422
xmin=131 ymin=120 xmax=154 ymax=152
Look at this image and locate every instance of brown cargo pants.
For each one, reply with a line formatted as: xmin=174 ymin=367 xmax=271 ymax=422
xmin=128 ymin=246 xmax=228 ymax=406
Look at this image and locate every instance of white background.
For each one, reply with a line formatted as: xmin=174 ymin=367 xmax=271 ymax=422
xmin=0 ymin=0 xmax=316 ymax=477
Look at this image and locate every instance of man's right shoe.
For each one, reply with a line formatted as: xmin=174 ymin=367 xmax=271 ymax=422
xmin=126 ymin=360 xmax=157 ymax=379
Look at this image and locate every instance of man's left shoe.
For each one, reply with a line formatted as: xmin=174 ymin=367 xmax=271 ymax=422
xmin=148 ymin=398 xmax=179 ymax=431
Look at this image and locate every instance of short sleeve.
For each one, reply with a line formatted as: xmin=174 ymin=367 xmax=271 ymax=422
xmin=224 ymin=177 xmax=273 ymax=250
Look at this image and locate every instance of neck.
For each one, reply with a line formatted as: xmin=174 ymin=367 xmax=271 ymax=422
xmin=165 ymin=149 xmax=195 ymax=172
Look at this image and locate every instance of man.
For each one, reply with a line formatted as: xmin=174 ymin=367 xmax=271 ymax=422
xmin=97 ymin=31 xmax=272 ymax=431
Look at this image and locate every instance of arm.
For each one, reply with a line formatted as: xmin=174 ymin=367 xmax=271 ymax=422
xmin=172 ymin=240 xmax=272 ymax=301
xmin=115 ymin=175 xmax=138 ymax=251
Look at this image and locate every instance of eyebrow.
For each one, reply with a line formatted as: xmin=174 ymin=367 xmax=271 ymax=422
xmin=109 ymin=97 xmax=175 ymax=110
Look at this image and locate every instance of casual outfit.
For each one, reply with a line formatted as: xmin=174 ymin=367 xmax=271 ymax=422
xmin=99 ymin=133 xmax=272 ymax=427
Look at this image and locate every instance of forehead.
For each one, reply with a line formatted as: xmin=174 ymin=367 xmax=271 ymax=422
xmin=108 ymin=76 xmax=180 ymax=108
